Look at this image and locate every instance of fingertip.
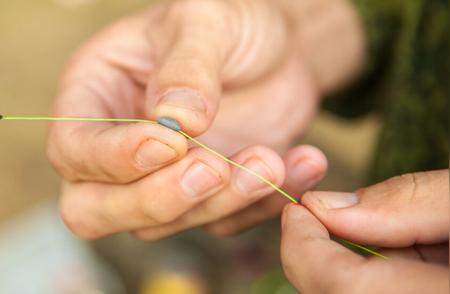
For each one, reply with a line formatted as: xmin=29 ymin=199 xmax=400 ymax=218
xmin=186 ymin=147 xmax=232 ymax=185
xmin=300 ymin=191 xmax=338 ymax=224
xmin=231 ymin=145 xmax=286 ymax=197
xmin=301 ymin=191 xmax=359 ymax=213
xmin=147 ymin=88 xmax=218 ymax=136
xmin=48 ymin=120 xmax=191 ymax=183
xmin=283 ymin=145 xmax=328 ymax=193
xmin=285 ymin=145 xmax=328 ymax=168
xmin=285 ymin=145 xmax=328 ymax=177
xmin=282 ymin=203 xmax=313 ymax=229
xmin=282 ymin=202 xmax=297 ymax=226
xmin=247 ymin=145 xmax=286 ymax=184
xmin=132 ymin=122 xmax=189 ymax=169
xmin=283 ymin=202 xmax=301 ymax=214
xmin=300 ymin=191 xmax=316 ymax=206
xmin=158 ymin=125 xmax=189 ymax=158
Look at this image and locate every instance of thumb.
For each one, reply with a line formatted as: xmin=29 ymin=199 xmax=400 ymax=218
xmin=301 ymin=170 xmax=449 ymax=247
xmin=145 ymin=1 xmax=231 ymax=136
xmin=145 ymin=0 xmax=289 ymax=135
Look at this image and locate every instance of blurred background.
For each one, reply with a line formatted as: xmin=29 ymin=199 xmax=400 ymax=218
xmin=0 ymin=0 xmax=381 ymax=293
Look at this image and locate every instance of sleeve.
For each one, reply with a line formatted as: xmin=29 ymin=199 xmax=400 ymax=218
xmin=322 ymin=0 xmax=404 ymax=117
xmin=322 ymin=0 xmax=449 ymax=182
xmin=368 ymin=0 xmax=449 ymax=182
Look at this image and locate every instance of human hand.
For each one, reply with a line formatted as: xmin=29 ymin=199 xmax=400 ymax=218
xmin=47 ymin=0 xmax=362 ymax=240
xmin=281 ymin=170 xmax=449 ymax=294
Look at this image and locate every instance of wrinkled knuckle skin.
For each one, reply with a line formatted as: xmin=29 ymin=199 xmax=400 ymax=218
xmin=46 ymin=142 xmax=65 ymax=174
xmin=47 ymin=134 xmax=78 ymax=182
xmin=356 ymin=173 xmax=416 ymax=201
xmin=380 ymin=173 xmax=419 ymax=203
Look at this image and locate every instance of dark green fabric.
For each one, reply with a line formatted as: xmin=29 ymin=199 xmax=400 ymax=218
xmin=323 ymin=0 xmax=449 ymax=183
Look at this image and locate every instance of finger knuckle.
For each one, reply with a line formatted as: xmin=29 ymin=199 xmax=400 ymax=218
xmin=382 ymin=173 xmax=420 ymax=203
xmin=47 ymin=130 xmax=79 ymax=182
xmin=93 ymin=125 xmax=137 ymax=183
xmin=47 ymin=143 xmax=67 ymax=176
xmin=46 ymin=132 xmax=61 ymax=166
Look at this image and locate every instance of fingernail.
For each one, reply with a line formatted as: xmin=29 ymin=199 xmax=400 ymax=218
xmin=234 ymin=158 xmax=273 ymax=195
xmin=158 ymin=89 xmax=206 ymax=113
xmin=135 ymin=140 xmax=177 ymax=169
xmin=288 ymin=159 xmax=323 ymax=189
xmin=182 ymin=161 xmax=222 ymax=197
xmin=314 ymin=192 xmax=358 ymax=209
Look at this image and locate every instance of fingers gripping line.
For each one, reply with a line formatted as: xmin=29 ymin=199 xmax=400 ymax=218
xmin=1 ymin=114 xmax=386 ymax=258
xmin=1 ymin=114 xmax=295 ymax=201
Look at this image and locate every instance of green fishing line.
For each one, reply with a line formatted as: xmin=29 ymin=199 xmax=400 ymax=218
xmin=340 ymin=239 xmax=388 ymax=259
xmin=0 ymin=114 xmax=387 ymax=259
xmin=179 ymin=130 xmax=298 ymax=204
xmin=0 ymin=115 xmax=155 ymax=124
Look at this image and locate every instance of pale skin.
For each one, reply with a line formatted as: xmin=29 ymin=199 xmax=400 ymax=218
xmin=48 ymin=0 xmax=363 ymax=240
xmin=281 ymin=170 xmax=449 ymax=294
xmin=46 ymin=0 xmax=448 ymax=292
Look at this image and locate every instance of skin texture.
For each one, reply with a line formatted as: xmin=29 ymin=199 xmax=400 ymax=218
xmin=48 ymin=0 xmax=364 ymax=240
xmin=281 ymin=170 xmax=449 ymax=294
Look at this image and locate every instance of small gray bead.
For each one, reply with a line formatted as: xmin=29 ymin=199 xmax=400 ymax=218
xmin=158 ymin=117 xmax=181 ymax=131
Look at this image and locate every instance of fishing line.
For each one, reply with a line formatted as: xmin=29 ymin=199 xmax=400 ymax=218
xmin=340 ymin=240 xmax=388 ymax=259
xmin=0 ymin=115 xmax=156 ymax=124
xmin=179 ymin=130 xmax=298 ymax=204
xmin=1 ymin=115 xmax=296 ymax=202
xmin=0 ymin=114 xmax=387 ymax=259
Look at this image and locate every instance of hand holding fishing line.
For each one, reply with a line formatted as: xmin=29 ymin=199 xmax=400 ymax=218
xmin=281 ymin=170 xmax=449 ymax=294
xmin=1 ymin=114 xmax=385 ymax=258
xmin=2 ymin=0 xmax=448 ymax=291
xmin=1 ymin=0 xmax=385 ymax=257
xmin=42 ymin=0 xmax=364 ymax=241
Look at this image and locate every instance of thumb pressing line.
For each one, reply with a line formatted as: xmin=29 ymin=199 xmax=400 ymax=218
xmin=0 ymin=114 xmax=387 ymax=259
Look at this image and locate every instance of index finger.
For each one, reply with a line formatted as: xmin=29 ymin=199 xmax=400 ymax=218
xmin=301 ymin=170 xmax=449 ymax=247
xmin=281 ymin=204 xmax=364 ymax=293
xmin=281 ymin=204 xmax=449 ymax=294
xmin=48 ymin=13 xmax=188 ymax=183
